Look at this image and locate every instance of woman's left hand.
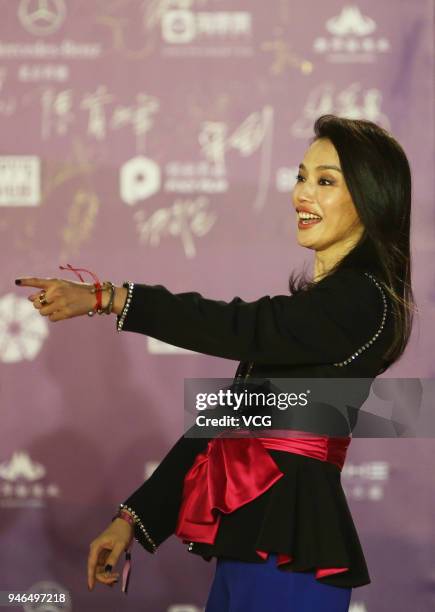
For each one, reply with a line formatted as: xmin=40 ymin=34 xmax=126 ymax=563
xmin=87 ymin=519 xmax=134 ymax=590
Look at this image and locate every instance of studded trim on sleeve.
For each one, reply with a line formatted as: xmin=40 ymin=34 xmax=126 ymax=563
xmin=119 ymin=503 xmax=157 ymax=553
xmin=333 ymin=271 xmax=388 ymax=367
xmin=117 ymin=282 xmax=135 ymax=332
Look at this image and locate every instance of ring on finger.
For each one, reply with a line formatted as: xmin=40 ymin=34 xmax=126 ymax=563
xmin=39 ymin=291 xmax=48 ymax=306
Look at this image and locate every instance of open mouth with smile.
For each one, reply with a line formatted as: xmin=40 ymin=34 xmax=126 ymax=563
xmin=296 ymin=208 xmax=323 ymax=229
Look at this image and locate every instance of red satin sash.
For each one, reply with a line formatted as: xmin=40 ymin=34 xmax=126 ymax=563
xmin=175 ymin=430 xmax=352 ymax=579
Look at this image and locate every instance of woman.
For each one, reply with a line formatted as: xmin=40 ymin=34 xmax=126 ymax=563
xmin=16 ymin=115 xmax=415 ymax=611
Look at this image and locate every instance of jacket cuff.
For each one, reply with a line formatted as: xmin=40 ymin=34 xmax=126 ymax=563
xmin=116 ymin=282 xmax=135 ymax=332
xmin=119 ymin=503 xmax=158 ymax=554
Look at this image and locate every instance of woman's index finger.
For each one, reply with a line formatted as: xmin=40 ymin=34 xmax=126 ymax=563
xmin=15 ymin=277 xmax=53 ymax=289
xmin=87 ymin=544 xmax=101 ymax=590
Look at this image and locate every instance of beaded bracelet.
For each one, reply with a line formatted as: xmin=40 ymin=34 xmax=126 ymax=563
xmin=104 ymin=282 xmax=116 ymax=315
xmin=90 ymin=281 xmax=116 ymax=315
xmin=59 ymin=265 xmax=118 ymax=317
xmin=116 ymin=509 xmax=135 ymax=526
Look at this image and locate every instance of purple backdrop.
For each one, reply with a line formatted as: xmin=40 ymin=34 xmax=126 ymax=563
xmin=1 ymin=1 xmax=434 ymax=610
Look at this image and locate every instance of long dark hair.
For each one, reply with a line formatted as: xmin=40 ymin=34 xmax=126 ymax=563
xmin=289 ymin=114 xmax=416 ymax=369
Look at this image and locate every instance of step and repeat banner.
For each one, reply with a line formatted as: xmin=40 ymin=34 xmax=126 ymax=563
xmin=0 ymin=1 xmax=434 ymax=610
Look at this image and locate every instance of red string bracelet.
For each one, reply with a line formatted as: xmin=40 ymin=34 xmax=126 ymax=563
xmin=59 ymin=264 xmax=103 ymax=315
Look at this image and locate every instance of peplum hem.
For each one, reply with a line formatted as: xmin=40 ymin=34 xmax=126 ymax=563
xmin=186 ymin=450 xmax=370 ymax=589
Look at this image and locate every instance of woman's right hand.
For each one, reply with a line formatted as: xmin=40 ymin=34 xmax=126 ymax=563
xmin=15 ymin=277 xmax=128 ymax=321
xmin=16 ymin=277 xmax=96 ymax=321
xmin=87 ymin=519 xmax=134 ymax=591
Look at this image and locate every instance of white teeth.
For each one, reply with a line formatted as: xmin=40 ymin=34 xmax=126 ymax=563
xmin=298 ymin=211 xmax=321 ymax=220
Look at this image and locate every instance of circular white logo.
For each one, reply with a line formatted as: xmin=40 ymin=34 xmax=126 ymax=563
xmin=23 ymin=581 xmax=71 ymax=612
xmin=18 ymin=0 xmax=66 ymax=36
xmin=0 ymin=293 xmax=49 ymax=363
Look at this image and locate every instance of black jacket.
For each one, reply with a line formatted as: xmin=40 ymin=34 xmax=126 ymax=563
xmin=117 ymin=264 xmax=394 ymax=588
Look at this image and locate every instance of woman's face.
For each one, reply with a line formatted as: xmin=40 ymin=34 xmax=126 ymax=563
xmin=292 ymin=138 xmax=364 ymax=253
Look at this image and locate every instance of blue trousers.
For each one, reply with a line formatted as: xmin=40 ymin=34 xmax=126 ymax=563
xmin=205 ymin=554 xmax=352 ymax=612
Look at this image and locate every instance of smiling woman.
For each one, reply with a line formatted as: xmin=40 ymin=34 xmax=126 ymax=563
xmin=289 ymin=114 xmax=415 ymax=369
xmin=14 ymin=114 xmax=416 ymax=612
xmin=294 ymin=140 xmax=363 ymax=266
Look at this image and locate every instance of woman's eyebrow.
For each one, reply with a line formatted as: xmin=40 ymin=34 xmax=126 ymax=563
xmin=299 ymin=163 xmax=342 ymax=173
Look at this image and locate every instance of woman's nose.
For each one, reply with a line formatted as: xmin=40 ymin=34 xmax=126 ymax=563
xmin=296 ymin=181 xmax=315 ymax=201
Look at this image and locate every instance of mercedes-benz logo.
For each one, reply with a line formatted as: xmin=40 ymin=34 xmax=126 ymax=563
xmin=18 ymin=0 xmax=66 ymax=36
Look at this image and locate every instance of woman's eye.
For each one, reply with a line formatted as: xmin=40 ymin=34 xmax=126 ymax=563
xmin=295 ymin=174 xmax=335 ymax=185
xmin=319 ymin=177 xmax=334 ymax=186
